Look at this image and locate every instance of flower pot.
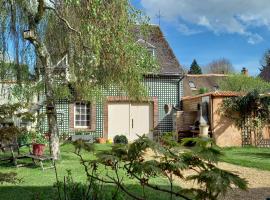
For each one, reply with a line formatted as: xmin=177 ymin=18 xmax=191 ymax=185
xmin=33 ymin=143 xmax=45 ymax=156
xmin=96 ymin=137 xmax=106 ymax=144
xmin=199 ymin=124 xmax=209 ymax=138
xmin=106 ymin=139 xmax=113 ymax=144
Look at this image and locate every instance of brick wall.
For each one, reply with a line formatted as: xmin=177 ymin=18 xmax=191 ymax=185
xmin=175 ymin=111 xmax=197 ymax=132
xmin=182 ymin=98 xmax=201 ymax=112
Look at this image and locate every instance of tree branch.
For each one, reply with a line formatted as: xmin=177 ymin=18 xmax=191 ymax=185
xmin=44 ymin=6 xmax=81 ymax=36
xmin=123 ymin=165 xmax=192 ymax=200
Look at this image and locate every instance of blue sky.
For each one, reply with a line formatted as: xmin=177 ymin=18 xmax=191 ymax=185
xmin=132 ymin=0 xmax=270 ymax=76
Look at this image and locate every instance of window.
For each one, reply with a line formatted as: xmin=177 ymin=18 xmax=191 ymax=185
xmin=188 ymin=81 xmax=196 ymax=90
xmin=147 ymin=47 xmax=156 ymax=57
xmin=74 ymin=102 xmax=91 ymax=128
xmin=213 ymin=85 xmax=219 ymax=91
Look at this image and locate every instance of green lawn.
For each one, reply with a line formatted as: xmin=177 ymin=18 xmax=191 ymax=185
xmin=0 ymin=143 xmax=181 ymax=200
xmin=221 ymin=147 xmax=270 ymax=171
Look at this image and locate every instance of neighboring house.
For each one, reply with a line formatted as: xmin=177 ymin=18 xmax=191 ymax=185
xmin=183 ymin=74 xmax=227 ymax=96
xmin=0 ymin=80 xmax=38 ymax=129
xmin=39 ymin=26 xmax=184 ymax=141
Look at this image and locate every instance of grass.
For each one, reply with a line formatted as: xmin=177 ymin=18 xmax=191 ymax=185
xmin=0 ymin=143 xmax=181 ymax=200
xmin=221 ymin=146 xmax=270 ymax=171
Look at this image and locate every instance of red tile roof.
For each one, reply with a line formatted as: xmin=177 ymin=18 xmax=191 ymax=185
xmin=181 ymin=91 xmax=243 ymax=100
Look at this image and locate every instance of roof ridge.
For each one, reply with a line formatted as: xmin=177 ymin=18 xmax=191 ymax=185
xmin=186 ymin=74 xmax=228 ymax=77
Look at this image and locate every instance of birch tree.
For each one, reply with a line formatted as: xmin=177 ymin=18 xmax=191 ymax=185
xmin=0 ymin=0 xmax=155 ymax=159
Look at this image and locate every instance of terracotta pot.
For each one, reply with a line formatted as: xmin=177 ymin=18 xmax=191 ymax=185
xmin=96 ymin=137 xmax=106 ymax=144
xmin=33 ymin=144 xmax=45 ymax=156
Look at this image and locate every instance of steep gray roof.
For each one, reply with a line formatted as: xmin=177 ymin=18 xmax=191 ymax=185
xmin=137 ymin=25 xmax=183 ymax=75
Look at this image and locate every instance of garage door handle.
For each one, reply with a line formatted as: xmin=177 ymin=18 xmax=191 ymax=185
xmin=132 ymin=119 xmax=134 ymax=128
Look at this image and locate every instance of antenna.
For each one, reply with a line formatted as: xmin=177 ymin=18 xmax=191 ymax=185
xmin=155 ymin=10 xmax=164 ymax=26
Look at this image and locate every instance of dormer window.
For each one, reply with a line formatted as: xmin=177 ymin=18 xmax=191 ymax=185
xmin=189 ymin=81 xmax=196 ymax=90
xmin=137 ymin=39 xmax=156 ymax=58
xmin=147 ymin=47 xmax=155 ymax=57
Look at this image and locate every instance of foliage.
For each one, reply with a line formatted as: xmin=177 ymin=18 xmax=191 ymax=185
xmin=259 ymin=49 xmax=270 ymax=82
xmin=17 ymin=131 xmax=47 ymax=145
xmin=0 ymin=172 xmax=20 ymax=184
xmin=0 ymin=0 xmax=157 ymax=159
xmin=219 ymin=74 xmax=270 ymax=93
xmin=70 ymin=136 xmax=247 ymax=200
xmin=188 ymin=59 xmax=202 ymax=74
xmin=33 ymin=132 xmax=47 ymax=145
xmin=17 ymin=131 xmax=32 ymax=145
xmin=0 ymin=102 xmax=36 ymax=144
xmin=0 ymin=0 xmax=157 ymax=101
xmin=205 ymin=58 xmax=234 ymax=74
xmin=199 ymin=87 xmax=209 ymax=94
xmin=160 ymin=132 xmax=178 ymax=148
xmin=55 ymin=170 xmax=114 ymax=200
xmin=113 ymin=135 xmax=128 ymax=144
xmin=220 ymin=90 xmax=270 ymax=129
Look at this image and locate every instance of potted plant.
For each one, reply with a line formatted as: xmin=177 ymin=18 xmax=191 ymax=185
xmin=32 ymin=132 xmax=47 ymax=156
xmin=96 ymin=137 xmax=106 ymax=144
xmin=113 ymin=135 xmax=128 ymax=144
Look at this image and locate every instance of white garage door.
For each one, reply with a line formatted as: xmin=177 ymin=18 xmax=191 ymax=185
xmin=108 ymin=102 xmax=153 ymax=141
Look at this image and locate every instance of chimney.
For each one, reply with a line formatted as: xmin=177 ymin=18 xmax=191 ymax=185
xmin=241 ymin=67 xmax=249 ymax=76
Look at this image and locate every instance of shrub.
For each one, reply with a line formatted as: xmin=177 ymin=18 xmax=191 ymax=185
xmin=71 ymin=136 xmax=247 ymax=200
xmin=113 ymin=135 xmax=128 ymax=144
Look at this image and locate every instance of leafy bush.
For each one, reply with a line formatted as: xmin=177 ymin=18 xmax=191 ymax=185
xmin=113 ymin=135 xmax=128 ymax=144
xmin=17 ymin=131 xmax=33 ymax=145
xmin=18 ymin=131 xmax=47 ymax=145
xmin=55 ymin=170 xmax=120 ymax=200
xmin=70 ymin=136 xmax=247 ymax=200
xmin=0 ymin=172 xmax=21 ymax=184
xmin=199 ymin=87 xmax=209 ymax=94
xmin=34 ymin=133 xmax=47 ymax=144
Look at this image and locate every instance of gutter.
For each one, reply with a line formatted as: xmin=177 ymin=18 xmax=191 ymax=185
xmin=178 ymin=75 xmax=185 ymax=109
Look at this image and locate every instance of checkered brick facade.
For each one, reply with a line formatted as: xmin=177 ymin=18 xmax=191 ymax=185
xmin=39 ymin=76 xmax=183 ymax=137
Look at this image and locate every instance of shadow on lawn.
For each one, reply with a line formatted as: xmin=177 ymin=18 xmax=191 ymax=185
xmin=0 ymin=184 xmax=184 ymax=200
xmin=1 ymin=185 xmax=270 ymax=200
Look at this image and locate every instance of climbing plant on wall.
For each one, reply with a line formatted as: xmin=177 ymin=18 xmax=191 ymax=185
xmin=220 ymin=90 xmax=270 ymax=146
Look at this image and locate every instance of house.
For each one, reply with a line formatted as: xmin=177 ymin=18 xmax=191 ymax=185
xmin=183 ymin=74 xmax=227 ymax=96
xmin=39 ymin=26 xmax=184 ymax=141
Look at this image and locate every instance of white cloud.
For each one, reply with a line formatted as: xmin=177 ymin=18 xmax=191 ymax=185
xmin=176 ymin=23 xmax=202 ymax=35
xmin=140 ymin=0 xmax=270 ymax=44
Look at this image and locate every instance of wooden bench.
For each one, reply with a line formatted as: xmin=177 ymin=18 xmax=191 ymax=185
xmin=1 ymin=143 xmax=54 ymax=171
xmin=0 ymin=143 xmax=32 ymax=166
xmin=24 ymin=154 xmax=54 ymax=171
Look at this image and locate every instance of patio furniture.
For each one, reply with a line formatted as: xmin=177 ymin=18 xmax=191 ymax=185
xmin=24 ymin=154 xmax=54 ymax=171
xmin=0 ymin=141 xmax=54 ymax=170
xmin=0 ymin=142 xmax=31 ymax=166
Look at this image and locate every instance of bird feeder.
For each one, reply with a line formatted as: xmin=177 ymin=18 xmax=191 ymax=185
xmin=46 ymin=103 xmax=55 ymax=115
xmin=23 ymin=30 xmax=34 ymax=39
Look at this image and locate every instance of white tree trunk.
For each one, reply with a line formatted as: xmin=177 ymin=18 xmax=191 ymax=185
xmin=30 ymin=38 xmax=61 ymax=160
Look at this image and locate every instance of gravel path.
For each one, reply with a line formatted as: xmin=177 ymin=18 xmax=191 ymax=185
xmin=144 ymin=150 xmax=270 ymax=200
xmin=174 ymin=162 xmax=270 ymax=200
xmin=217 ymin=162 xmax=270 ymax=200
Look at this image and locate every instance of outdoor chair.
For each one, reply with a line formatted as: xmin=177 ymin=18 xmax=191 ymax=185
xmin=0 ymin=140 xmax=31 ymax=166
xmin=0 ymin=140 xmax=54 ymax=171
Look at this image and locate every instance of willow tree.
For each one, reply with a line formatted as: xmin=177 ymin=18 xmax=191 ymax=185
xmin=0 ymin=0 xmax=155 ymax=159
